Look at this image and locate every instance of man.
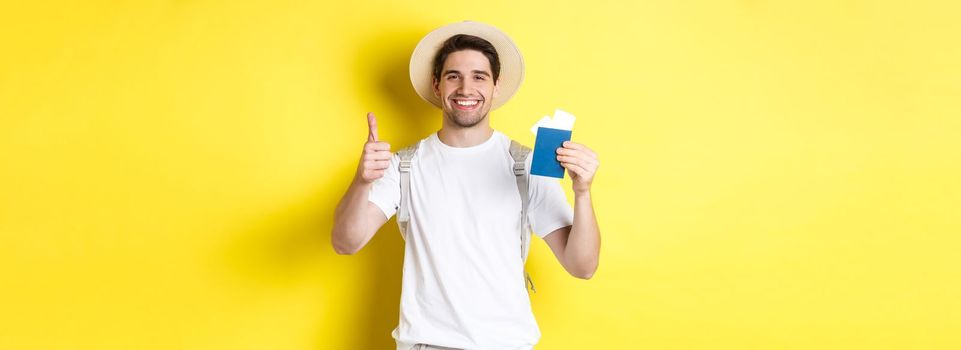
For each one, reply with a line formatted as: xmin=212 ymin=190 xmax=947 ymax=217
xmin=332 ymin=21 xmax=601 ymax=350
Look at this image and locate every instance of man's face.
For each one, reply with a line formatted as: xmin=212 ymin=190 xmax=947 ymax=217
xmin=433 ymin=50 xmax=499 ymax=128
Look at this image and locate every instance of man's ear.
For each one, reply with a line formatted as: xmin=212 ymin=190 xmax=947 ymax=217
xmin=432 ymin=78 xmax=441 ymax=98
xmin=492 ymin=79 xmax=500 ymax=100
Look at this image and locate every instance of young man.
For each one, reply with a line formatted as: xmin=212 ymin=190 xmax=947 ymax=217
xmin=332 ymin=21 xmax=601 ymax=350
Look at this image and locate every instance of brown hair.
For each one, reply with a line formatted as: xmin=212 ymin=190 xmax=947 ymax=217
xmin=431 ymin=34 xmax=501 ymax=83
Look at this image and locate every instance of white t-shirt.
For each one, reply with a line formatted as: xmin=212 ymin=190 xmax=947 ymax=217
xmin=368 ymin=130 xmax=574 ymax=350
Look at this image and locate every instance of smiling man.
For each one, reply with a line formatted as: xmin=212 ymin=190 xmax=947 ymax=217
xmin=435 ymin=46 xmax=497 ymax=128
xmin=332 ymin=21 xmax=601 ymax=350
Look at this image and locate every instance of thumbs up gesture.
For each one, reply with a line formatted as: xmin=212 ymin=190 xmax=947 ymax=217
xmin=356 ymin=112 xmax=392 ymax=184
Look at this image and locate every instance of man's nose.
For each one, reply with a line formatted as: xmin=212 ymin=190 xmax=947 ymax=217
xmin=455 ymin=79 xmax=474 ymax=93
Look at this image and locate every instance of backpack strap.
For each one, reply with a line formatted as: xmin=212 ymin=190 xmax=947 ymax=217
xmin=397 ymin=142 xmax=419 ymax=240
xmin=509 ymin=139 xmax=536 ymax=293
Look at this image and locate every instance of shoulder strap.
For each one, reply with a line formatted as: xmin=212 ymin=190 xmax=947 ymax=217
xmin=509 ymin=139 xmax=537 ymax=293
xmin=397 ymin=142 xmax=419 ymax=240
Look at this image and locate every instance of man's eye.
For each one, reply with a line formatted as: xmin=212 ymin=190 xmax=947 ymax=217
xmin=446 ymin=75 xmax=458 ymax=80
xmin=474 ymin=75 xmax=486 ymax=80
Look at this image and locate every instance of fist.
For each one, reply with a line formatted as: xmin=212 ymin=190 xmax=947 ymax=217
xmin=357 ymin=112 xmax=392 ymax=184
xmin=556 ymin=141 xmax=599 ymax=194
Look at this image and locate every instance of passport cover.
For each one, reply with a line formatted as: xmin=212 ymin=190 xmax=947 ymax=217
xmin=531 ymin=127 xmax=573 ymax=178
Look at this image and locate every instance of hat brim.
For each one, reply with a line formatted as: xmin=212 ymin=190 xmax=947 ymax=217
xmin=409 ymin=21 xmax=524 ymax=110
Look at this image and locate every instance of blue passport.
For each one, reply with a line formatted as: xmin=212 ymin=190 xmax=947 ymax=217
xmin=531 ymin=127 xmax=573 ymax=179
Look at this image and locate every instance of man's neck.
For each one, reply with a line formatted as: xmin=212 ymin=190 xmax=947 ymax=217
xmin=437 ymin=122 xmax=494 ymax=148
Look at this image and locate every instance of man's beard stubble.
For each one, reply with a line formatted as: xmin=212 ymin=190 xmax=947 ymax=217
xmin=444 ymin=108 xmax=489 ymax=129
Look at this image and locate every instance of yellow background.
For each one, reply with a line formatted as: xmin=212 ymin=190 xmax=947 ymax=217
xmin=2 ymin=0 xmax=959 ymax=349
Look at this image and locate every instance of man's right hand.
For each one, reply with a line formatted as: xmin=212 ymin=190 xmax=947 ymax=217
xmin=357 ymin=112 xmax=392 ymax=184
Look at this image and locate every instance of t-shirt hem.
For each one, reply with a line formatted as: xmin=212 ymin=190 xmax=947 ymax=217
xmin=537 ymin=222 xmax=573 ymax=239
xmin=368 ymin=196 xmax=396 ymax=220
xmin=395 ymin=340 xmax=534 ymax=350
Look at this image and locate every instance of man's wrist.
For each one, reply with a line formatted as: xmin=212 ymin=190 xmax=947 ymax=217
xmin=574 ymin=189 xmax=591 ymax=200
xmin=352 ymin=175 xmax=374 ymax=189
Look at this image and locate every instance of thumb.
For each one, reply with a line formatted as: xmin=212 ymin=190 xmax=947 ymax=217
xmin=367 ymin=112 xmax=378 ymax=142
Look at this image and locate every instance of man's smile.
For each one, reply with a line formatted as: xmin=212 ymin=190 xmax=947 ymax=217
xmin=451 ymin=98 xmax=482 ymax=111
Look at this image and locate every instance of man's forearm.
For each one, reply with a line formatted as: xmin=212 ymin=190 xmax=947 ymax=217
xmin=566 ymin=191 xmax=601 ymax=278
xmin=332 ymin=179 xmax=373 ymax=254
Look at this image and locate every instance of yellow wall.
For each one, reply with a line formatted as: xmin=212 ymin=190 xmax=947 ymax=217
xmin=2 ymin=1 xmax=959 ymax=349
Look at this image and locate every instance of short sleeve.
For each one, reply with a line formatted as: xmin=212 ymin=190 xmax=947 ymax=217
xmin=526 ymin=155 xmax=574 ymax=239
xmin=368 ymin=153 xmax=401 ymax=220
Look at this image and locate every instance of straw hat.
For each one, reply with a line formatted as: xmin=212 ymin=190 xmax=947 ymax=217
xmin=408 ymin=21 xmax=525 ymax=110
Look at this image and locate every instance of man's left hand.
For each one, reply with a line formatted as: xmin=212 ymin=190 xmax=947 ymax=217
xmin=556 ymin=141 xmax=599 ymax=194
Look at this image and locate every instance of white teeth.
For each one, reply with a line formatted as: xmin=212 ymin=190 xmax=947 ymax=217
xmin=455 ymin=100 xmax=478 ymax=106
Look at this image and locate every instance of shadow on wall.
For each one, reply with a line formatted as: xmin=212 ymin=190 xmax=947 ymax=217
xmin=353 ymin=25 xmax=439 ymax=148
xmin=220 ymin=25 xmax=440 ymax=350
xmin=341 ymin=25 xmax=440 ymax=349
